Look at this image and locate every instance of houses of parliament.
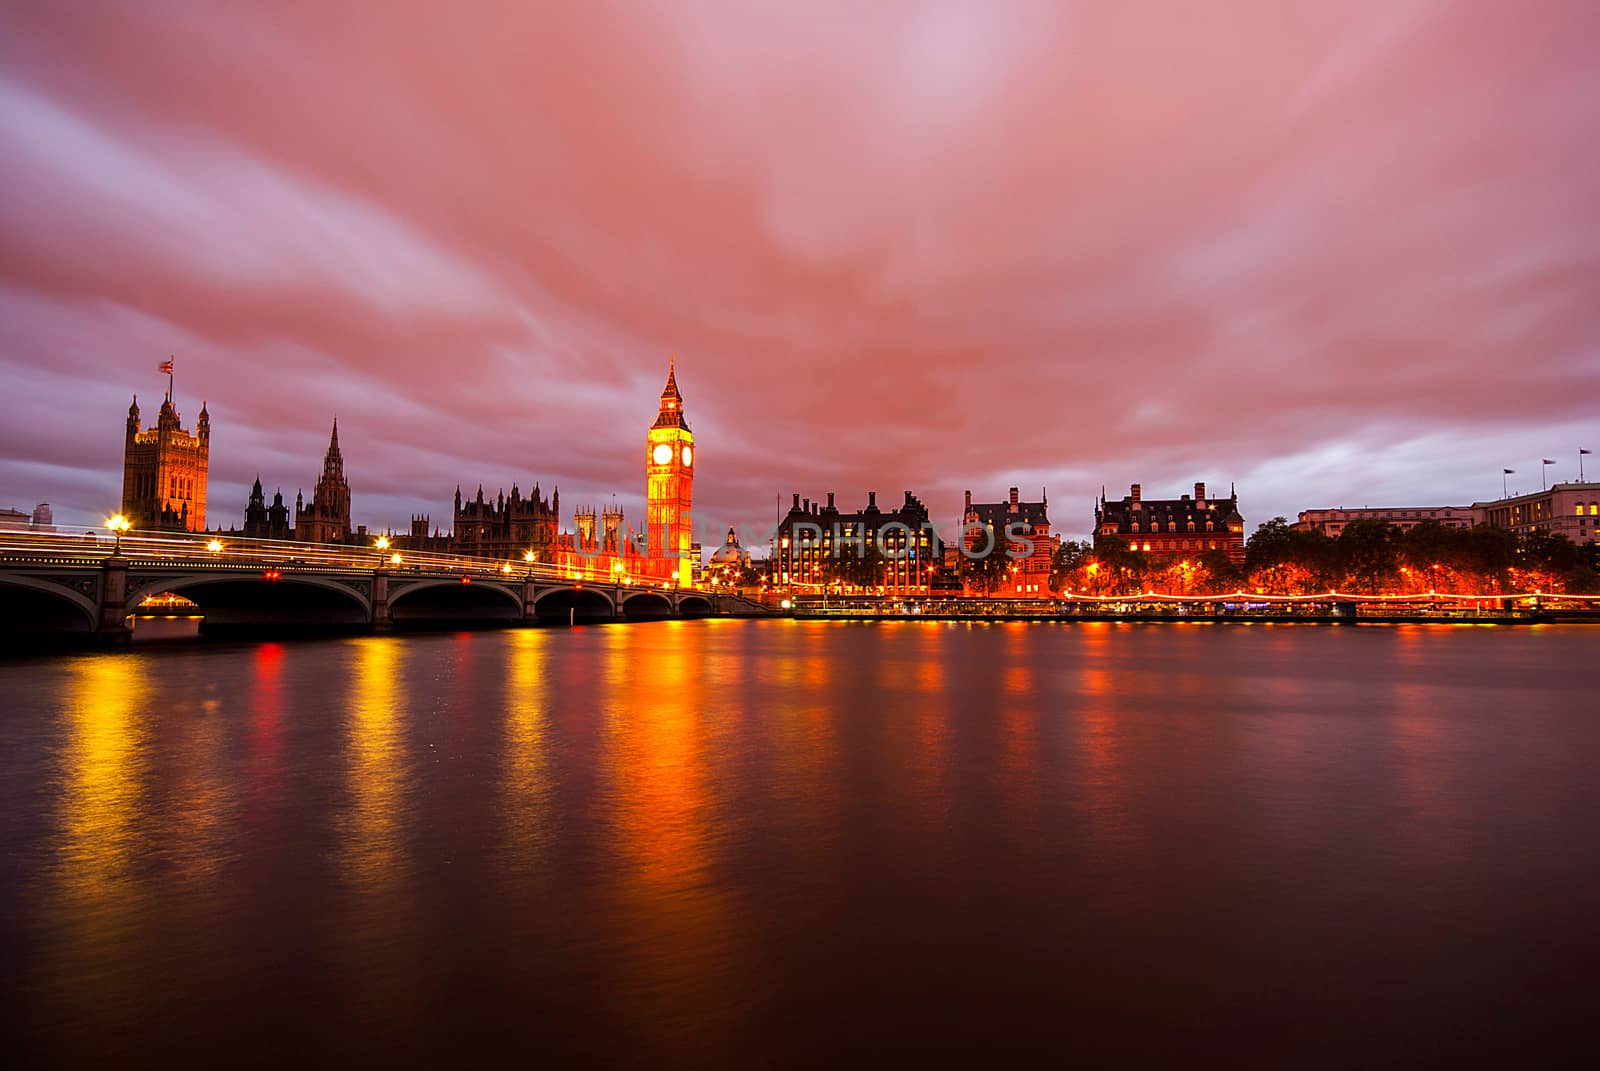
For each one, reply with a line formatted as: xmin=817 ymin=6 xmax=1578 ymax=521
xmin=121 ymin=361 xmax=698 ymax=581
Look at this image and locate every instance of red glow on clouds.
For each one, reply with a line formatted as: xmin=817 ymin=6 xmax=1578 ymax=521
xmin=1 ymin=2 xmax=1596 ymax=540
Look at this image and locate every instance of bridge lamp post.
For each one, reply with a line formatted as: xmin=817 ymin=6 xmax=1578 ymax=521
xmin=206 ymin=538 xmax=224 ymax=556
xmin=390 ymin=552 xmax=402 ymax=567
xmin=524 ymin=550 xmax=536 ymax=579
xmin=106 ymin=514 xmax=131 ymax=555
xmin=374 ymin=535 xmax=390 ymax=568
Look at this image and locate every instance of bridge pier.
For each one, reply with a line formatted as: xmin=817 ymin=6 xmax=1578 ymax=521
xmin=372 ymin=569 xmax=392 ymax=632
xmin=96 ymin=555 xmax=131 ymax=644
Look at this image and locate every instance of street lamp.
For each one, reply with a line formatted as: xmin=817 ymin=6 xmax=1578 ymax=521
xmin=105 ymin=514 xmax=131 ymax=554
xmin=374 ymin=535 xmax=390 ymax=569
xmin=206 ymin=538 xmax=223 ymax=554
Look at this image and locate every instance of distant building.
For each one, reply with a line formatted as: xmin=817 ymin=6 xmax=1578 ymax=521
xmin=705 ymin=527 xmax=752 ymax=583
xmin=121 ymin=392 xmax=209 ymax=532
xmin=295 ymin=420 xmax=352 ymax=544
xmin=0 ymin=506 xmax=29 ymax=531
xmin=1475 ymin=482 xmax=1599 ymax=544
xmin=1296 ymin=505 xmax=1478 ymax=537
xmin=452 ymin=481 xmax=561 ymax=561
xmin=963 ymin=487 xmax=1058 ymax=595
xmin=1096 ymin=482 xmax=1245 ymax=563
xmin=30 ymin=503 xmax=54 ymax=532
xmin=242 ymin=477 xmax=293 ymax=540
xmin=774 ymin=490 xmax=942 ymax=594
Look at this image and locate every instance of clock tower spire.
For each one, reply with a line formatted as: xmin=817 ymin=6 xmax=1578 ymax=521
xmin=645 ymin=356 xmax=694 ymax=580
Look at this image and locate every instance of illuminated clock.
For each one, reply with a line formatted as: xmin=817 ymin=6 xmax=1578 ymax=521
xmin=652 ymin=443 xmax=672 ymax=465
xmin=680 ymin=445 xmax=693 ymax=467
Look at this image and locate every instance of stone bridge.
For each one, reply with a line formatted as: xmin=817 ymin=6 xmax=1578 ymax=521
xmin=1 ymin=537 xmax=767 ymax=642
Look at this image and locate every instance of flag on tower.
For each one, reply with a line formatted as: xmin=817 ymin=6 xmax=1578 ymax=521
xmin=1542 ymin=459 xmax=1556 ymax=465
xmin=1582 ymin=449 xmax=1593 ymax=455
xmin=159 ymin=358 xmax=174 ymax=374
xmin=1503 ymin=468 xmax=1514 ymax=474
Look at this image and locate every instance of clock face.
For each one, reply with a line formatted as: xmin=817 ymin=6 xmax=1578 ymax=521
xmin=680 ymin=445 xmax=693 ymax=467
xmin=652 ymin=443 xmax=672 ymax=465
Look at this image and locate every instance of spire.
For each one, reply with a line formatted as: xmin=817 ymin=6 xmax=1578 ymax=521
xmin=653 ymin=356 xmax=689 ymax=429
xmin=252 ymin=474 xmax=263 ymax=495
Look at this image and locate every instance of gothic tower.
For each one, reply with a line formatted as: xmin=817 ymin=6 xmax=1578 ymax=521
xmin=645 ymin=357 xmax=694 ymax=578
xmin=295 ymin=418 xmax=352 ymax=543
xmin=120 ymin=390 xmax=209 ymax=532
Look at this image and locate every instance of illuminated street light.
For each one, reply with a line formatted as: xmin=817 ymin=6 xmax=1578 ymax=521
xmin=375 ymin=536 xmax=391 ymax=551
xmin=105 ymin=513 xmax=131 ymax=554
xmin=206 ymin=538 xmax=223 ymax=554
xmin=390 ymin=552 xmax=402 ymax=566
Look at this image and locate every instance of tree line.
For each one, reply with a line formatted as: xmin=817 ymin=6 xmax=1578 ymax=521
xmin=1048 ymin=519 xmax=1600 ymax=596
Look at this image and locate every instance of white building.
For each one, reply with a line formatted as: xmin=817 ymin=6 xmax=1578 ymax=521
xmin=1295 ymin=505 xmax=1479 ymax=538
xmin=1474 ymin=482 xmax=1600 ymax=544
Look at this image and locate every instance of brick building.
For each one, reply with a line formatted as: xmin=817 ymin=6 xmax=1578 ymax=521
xmin=1095 ymin=482 xmax=1245 ymax=563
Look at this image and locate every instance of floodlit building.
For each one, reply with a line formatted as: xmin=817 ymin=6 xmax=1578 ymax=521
xmin=962 ymin=487 xmax=1058 ymax=595
xmin=1095 ymin=482 xmax=1245 ymax=563
xmin=121 ymin=392 xmax=209 ymax=532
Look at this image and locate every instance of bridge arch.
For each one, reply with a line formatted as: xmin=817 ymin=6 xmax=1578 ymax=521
xmin=0 ymin=574 xmax=97 ymax=632
xmin=619 ymin=589 xmax=674 ymax=619
xmin=389 ymin=578 xmax=523 ymax=625
xmin=124 ymin=572 xmax=371 ymax=622
xmin=677 ymin=594 xmax=713 ymax=618
xmin=533 ymin=585 xmax=615 ymax=622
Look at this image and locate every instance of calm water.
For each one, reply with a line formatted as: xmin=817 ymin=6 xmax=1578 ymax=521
xmin=2 ymin=621 xmax=1597 ymax=1064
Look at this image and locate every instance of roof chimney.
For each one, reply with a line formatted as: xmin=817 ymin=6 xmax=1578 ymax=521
xmin=868 ymin=491 xmax=877 ymax=508
xmin=827 ymin=492 xmax=835 ymax=509
xmin=1009 ymin=486 xmax=1019 ymax=509
xmin=1131 ymin=483 xmax=1142 ymax=508
xmin=802 ymin=497 xmax=810 ymax=513
xmin=1195 ymin=482 xmax=1206 ymax=508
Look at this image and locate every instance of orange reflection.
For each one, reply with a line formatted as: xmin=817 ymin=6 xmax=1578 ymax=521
xmin=45 ymin=656 xmax=153 ymax=1042
xmin=342 ymin=637 xmax=408 ymax=890
xmin=500 ymin=628 xmax=553 ymax=874
xmin=57 ymin=657 xmax=149 ymax=910
xmin=603 ymin=626 xmax=709 ymax=889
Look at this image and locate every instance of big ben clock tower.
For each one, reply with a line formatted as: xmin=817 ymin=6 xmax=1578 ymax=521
xmin=645 ymin=357 xmax=694 ymax=579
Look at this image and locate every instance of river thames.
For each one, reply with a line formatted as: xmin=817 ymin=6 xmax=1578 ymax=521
xmin=3 ymin=621 xmax=1597 ymax=1064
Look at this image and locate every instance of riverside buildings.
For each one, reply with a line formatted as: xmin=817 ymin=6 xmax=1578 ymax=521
xmin=773 ymin=490 xmax=942 ymax=594
xmin=1296 ymin=505 xmax=1478 ymax=536
xmin=1475 ymin=483 xmax=1600 ymax=544
xmin=963 ymin=487 xmax=1057 ymax=595
xmin=1095 ymin=482 xmax=1246 ymax=563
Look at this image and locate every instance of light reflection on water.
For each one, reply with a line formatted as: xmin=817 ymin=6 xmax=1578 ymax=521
xmin=3 ymin=621 xmax=1598 ymax=1063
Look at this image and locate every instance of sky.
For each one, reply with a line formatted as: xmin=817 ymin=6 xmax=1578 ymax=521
xmin=2 ymin=0 xmax=1597 ymax=547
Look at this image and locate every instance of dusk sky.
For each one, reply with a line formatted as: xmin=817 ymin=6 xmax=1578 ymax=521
xmin=2 ymin=1 xmax=1597 ymax=545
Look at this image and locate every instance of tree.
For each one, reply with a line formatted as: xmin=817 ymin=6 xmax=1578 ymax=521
xmin=1050 ymin=540 xmax=1092 ymax=592
xmin=959 ymin=522 xmax=1011 ymax=594
xmin=1336 ymin=520 xmax=1400 ymax=594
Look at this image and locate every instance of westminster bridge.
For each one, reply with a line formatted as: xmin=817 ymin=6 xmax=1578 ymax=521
xmin=0 ymin=529 xmax=767 ymax=642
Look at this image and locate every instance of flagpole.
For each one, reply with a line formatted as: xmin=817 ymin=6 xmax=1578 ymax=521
xmin=167 ymin=354 xmax=174 ymax=404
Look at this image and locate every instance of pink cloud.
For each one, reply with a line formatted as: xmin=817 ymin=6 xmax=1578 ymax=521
xmin=1 ymin=1 xmax=1596 ymax=543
